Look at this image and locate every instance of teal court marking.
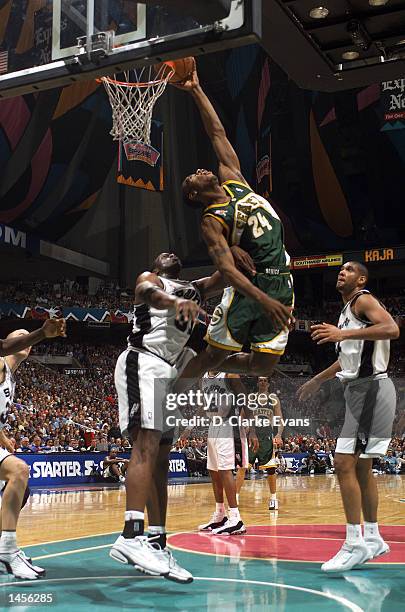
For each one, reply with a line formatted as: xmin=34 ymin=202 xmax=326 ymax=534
xmin=0 ymin=533 xmax=403 ymax=611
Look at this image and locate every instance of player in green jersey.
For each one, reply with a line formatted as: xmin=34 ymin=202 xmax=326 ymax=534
xmin=174 ymin=66 xmax=293 ymax=387
xmin=237 ymin=376 xmax=284 ymax=510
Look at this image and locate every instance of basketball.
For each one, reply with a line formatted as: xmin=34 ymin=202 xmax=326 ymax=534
xmin=155 ymin=57 xmax=196 ymax=83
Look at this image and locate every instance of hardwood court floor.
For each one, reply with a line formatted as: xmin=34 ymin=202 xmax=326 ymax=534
xmin=18 ymin=473 xmax=405 ymax=545
xmin=0 ymin=474 xmax=403 ymax=611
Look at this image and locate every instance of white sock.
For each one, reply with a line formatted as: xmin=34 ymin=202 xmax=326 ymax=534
xmin=125 ymin=510 xmax=144 ymax=521
xmin=346 ymin=523 xmax=363 ymax=544
xmin=148 ymin=525 xmax=165 ymax=535
xmin=0 ymin=530 xmax=17 ymax=554
xmin=271 ymin=493 xmax=277 ymax=501
xmin=216 ymin=503 xmax=225 ymax=515
xmin=229 ymin=507 xmax=240 ymax=521
xmin=364 ymin=521 xmax=380 ymax=539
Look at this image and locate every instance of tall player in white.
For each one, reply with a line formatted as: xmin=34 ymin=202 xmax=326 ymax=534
xmin=0 ymin=330 xmax=46 ymax=579
xmin=112 ymin=252 xmax=237 ymax=582
xmin=298 ymin=262 xmax=399 ymax=572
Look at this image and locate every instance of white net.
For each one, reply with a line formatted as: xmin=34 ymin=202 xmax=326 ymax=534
xmin=100 ymin=64 xmax=174 ymax=145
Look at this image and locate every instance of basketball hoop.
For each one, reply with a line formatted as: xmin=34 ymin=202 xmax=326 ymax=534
xmin=99 ymin=63 xmax=175 ymax=145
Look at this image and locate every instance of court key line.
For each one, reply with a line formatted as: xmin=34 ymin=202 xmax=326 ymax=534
xmin=0 ymin=575 xmax=364 ymax=612
xmin=168 ymin=530 xmax=405 ymax=545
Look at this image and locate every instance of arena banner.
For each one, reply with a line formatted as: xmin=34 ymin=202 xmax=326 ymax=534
xmin=380 ymin=79 xmax=405 ymax=131
xmin=117 ymin=120 xmax=164 ymax=191
xmin=0 ymin=303 xmax=134 ymax=324
xmin=18 ymin=452 xmax=188 ymax=486
xmin=291 ymin=254 xmax=343 ymax=269
xmin=282 ymin=452 xmax=327 ymax=472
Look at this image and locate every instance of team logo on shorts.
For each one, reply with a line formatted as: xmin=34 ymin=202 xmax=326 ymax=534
xmin=211 ymin=306 xmax=223 ymax=326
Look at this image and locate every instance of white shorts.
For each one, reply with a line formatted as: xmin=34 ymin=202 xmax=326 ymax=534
xmin=336 ymin=377 xmax=396 ymax=459
xmin=114 ymin=347 xmax=195 ymax=438
xmin=207 ymin=421 xmax=248 ymax=471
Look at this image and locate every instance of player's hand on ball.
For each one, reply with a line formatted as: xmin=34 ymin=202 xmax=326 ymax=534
xmin=261 ymin=296 xmax=293 ymax=331
xmin=172 ymin=67 xmax=199 ymax=91
xmin=42 ymin=318 xmax=67 ymax=338
xmin=311 ymin=323 xmax=343 ymax=345
xmin=297 ymin=378 xmax=321 ymax=401
xmin=175 ymin=298 xmax=199 ymax=324
xmin=230 ymin=246 xmax=256 ymax=276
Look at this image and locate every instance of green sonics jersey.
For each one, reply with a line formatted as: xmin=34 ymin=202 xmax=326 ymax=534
xmin=202 ymin=181 xmax=290 ymax=267
xmin=255 ymin=404 xmax=274 ymax=438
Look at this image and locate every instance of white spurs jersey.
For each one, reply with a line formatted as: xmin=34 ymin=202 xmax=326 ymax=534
xmin=202 ymin=372 xmax=235 ymax=419
xmin=336 ymin=290 xmax=390 ymax=382
xmin=0 ymin=358 xmax=15 ymax=430
xmin=128 ymin=277 xmax=201 ymax=365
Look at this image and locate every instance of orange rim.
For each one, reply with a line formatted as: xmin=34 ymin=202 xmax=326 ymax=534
xmin=96 ymin=62 xmax=175 ymax=88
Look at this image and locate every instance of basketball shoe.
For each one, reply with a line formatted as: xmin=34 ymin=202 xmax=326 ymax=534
xmin=198 ymin=512 xmax=227 ymax=531
xmin=321 ymin=541 xmax=372 ymax=572
xmin=110 ymin=535 xmax=169 ymax=576
xmin=0 ymin=549 xmax=44 ymax=580
xmin=364 ymin=536 xmax=390 ymax=559
xmin=154 ymin=547 xmax=193 ymax=584
xmin=212 ymin=517 xmax=246 ymax=535
xmin=268 ymin=498 xmax=279 ymax=510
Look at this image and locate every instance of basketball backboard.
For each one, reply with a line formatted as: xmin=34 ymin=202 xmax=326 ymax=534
xmin=0 ymin=0 xmax=252 ymax=99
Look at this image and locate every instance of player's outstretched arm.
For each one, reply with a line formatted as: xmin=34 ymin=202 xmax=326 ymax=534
xmin=202 ymin=216 xmax=291 ymax=329
xmin=0 ymin=319 xmax=66 ymax=357
xmin=297 ymin=360 xmax=341 ymax=401
xmin=174 ymin=68 xmax=248 ymax=184
xmin=135 ymin=272 xmax=200 ymax=324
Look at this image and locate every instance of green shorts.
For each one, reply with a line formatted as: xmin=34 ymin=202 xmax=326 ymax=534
xmin=206 ymin=272 xmax=294 ymax=354
xmin=249 ymin=434 xmax=274 ymax=466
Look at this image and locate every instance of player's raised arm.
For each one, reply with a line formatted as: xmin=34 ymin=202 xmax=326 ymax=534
xmin=201 ymin=216 xmax=291 ymax=329
xmin=135 ymin=272 xmax=200 ymax=324
xmin=0 ymin=319 xmax=66 ymax=357
xmin=174 ymin=67 xmax=248 ymax=185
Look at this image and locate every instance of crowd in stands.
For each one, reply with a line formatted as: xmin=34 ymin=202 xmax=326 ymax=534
xmin=0 ymin=279 xmax=133 ymax=312
xmin=2 ymin=278 xmax=405 ymax=320
xmin=0 ymin=340 xmax=402 ymax=481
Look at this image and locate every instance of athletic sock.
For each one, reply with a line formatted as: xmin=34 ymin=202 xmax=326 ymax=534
xmin=216 ymin=502 xmax=225 ymax=515
xmin=271 ymin=493 xmax=277 ymax=501
xmin=364 ymin=521 xmax=380 ymax=539
xmin=0 ymin=530 xmax=17 ymax=554
xmin=148 ymin=526 xmax=167 ymax=549
xmin=122 ymin=511 xmax=145 ymax=539
xmin=229 ymin=507 xmax=240 ymax=521
xmin=346 ymin=523 xmax=363 ymax=545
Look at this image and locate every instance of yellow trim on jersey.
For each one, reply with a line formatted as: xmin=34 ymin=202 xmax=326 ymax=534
xmin=204 ymin=201 xmax=231 ymax=211
xmin=205 ymin=336 xmax=241 ymax=352
xmin=250 ymin=346 xmax=285 ymax=355
xmin=202 ymin=213 xmax=230 ymax=240
xmin=222 ymin=180 xmax=251 ymax=188
xmin=224 ymin=288 xmax=243 ymax=347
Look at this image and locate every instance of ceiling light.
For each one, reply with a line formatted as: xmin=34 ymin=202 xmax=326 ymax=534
xmin=342 ymin=50 xmax=360 ymax=60
xmin=369 ymin=0 xmax=389 ymax=6
xmin=309 ymin=7 xmax=329 ymax=19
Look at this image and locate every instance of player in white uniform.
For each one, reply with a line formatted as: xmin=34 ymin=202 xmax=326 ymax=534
xmin=112 ymin=252 xmax=227 ymax=582
xmin=198 ymin=372 xmax=252 ymax=535
xmin=0 ymin=330 xmax=46 ymax=580
xmin=298 ymin=262 xmax=399 ymax=572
